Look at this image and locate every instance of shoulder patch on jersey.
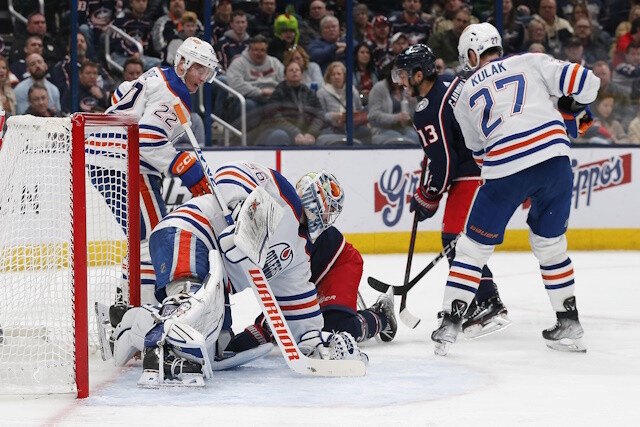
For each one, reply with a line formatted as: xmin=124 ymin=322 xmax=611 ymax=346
xmin=416 ymin=98 xmax=429 ymax=112
xmin=443 ymin=81 xmax=451 ymax=87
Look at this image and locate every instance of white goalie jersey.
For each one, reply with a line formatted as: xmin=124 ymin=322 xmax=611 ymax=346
xmin=453 ymin=53 xmax=600 ymax=179
xmin=107 ymin=66 xmax=193 ymax=177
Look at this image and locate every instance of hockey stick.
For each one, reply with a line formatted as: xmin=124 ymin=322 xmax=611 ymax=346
xmin=395 ymin=159 xmax=429 ymax=329
xmin=367 ymin=236 xmax=457 ymax=295
xmin=172 ymin=99 xmax=365 ymax=377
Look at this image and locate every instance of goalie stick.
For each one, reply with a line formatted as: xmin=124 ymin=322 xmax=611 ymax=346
xmin=367 ymin=236 xmax=458 ymax=295
xmin=172 ymin=99 xmax=365 ymax=377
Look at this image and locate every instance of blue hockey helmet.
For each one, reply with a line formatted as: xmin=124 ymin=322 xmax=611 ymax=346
xmin=392 ymin=44 xmax=437 ymax=84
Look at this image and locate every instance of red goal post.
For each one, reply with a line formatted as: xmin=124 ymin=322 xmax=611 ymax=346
xmin=0 ymin=113 xmax=140 ymax=398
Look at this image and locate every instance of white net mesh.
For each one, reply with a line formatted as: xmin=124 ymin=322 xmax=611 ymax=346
xmin=0 ymin=115 xmax=135 ymax=394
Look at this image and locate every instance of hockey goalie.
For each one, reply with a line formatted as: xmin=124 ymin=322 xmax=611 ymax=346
xmin=97 ymin=161 xmax=367 ymax=386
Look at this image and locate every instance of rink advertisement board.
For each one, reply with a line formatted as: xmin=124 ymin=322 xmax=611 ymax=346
xmin=161 ymin=147 xmax=639 ymax=252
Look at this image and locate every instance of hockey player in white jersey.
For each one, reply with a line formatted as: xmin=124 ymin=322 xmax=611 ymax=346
xmin=431 ymin=23 xmax=600 ymax=355
xmin=104 ymin=161 xmax=367 ymax=386
xmin=93 ymin=37 xmax=218 ymax=302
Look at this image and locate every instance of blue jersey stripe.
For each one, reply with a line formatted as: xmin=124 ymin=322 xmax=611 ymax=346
xmin=540 ymin=258 xmax=572 ymax=270
xmin=451 ymin=260 xmax=483 ymax=273
xmin=446 ymin=281 xmax=478 ymax=293
xmin=488 ymin=120 xmax=565 ymax=152
xmin=284 ymin=310 xmax=323 ymax=321
xmin=215 ymin=165 xmax=260 ymax=187
xmin=140 ymin=159 xmax=159 ymax=173
xmin=165 ymin=215 xmax=216 ymax=249
xmin=545 ymin=279 xmax=575 ymax=290
xmin=270 ymin=169 xmax=302 ymax=220
xmin=276 ymin=288 xmax=318 ymax=301
xmin=484 ymin=138 xmax=569 ymax=166
xmin=140 ymin=140 xmax=169 ymax=148
xmin=215 ymin=178 xmax=254 ymax=195
xmin=575 ymin=69 xmax=588 ymax=95
xmin=139 ymin=124 xmax=168 ymax=136
xmin=560 ymin=64 xmax=569 ymax=93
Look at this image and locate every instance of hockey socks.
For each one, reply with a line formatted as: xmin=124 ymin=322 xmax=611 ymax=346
xmin=323 ymin=310 xmax=387 ymax=342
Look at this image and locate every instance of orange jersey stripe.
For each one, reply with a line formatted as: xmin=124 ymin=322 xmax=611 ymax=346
xmin=215 ymin=170 xmax=257 ymax=189
xmin=174 ymin=231 xmax=193 ymax=278
xmin=488 ymin=128 xmax=566 ymax=157
xmin=542 ymin=269 xmax=574 ymax=280
xmin=449 ymin=271 xmax=481 ymax=284
xmin=140 ymin=176 xmax=160 ymax=228
xmin=280 ymin=299 xmax=319 ymax=311
xmin=568 ymin=64 xmax=580 ymax=94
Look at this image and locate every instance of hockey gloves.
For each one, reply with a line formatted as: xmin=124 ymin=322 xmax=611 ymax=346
xmin=557 ymin=95 xmax=594 ymax=138
xmin=170 ymin=152 xmax=211 ymax=196
xmin=410 ymin=186 xmax=442 ymax=222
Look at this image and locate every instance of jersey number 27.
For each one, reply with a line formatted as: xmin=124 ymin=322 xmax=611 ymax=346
xmin=469 ymin=73 xmax=526 ymax=138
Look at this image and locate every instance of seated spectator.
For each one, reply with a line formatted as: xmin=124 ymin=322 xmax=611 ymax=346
xmin=118 ymin=57 xmax=144 ymax=87
xmin=307 ymin=16 xmax=348 ymax=74
xmin=249 ymin=0 xmax=277 ymax=39
xmin=24 ymin=83 xmax=65 ymax=117
xmin=612 ymin=5 xmax=640 ymax=54
xmin=367 ymin=64 xmax=419 ymax=145
xmin=627 ymin=98 xmax=640 ymax=144
xmin=612 ymin=42 xmax=640 ymax=107
xmin=573 ymin=17 xmax=609 ymax=68
xmin=50 ymin=33 xmax=115 ymax=102
xmin=523 ymin=19 xmax=552 ymax=53
xmin=316 ymin=61 xmax=371 ymax=144
xmin=10 ymin=12 xmax=62 ymax=70
xmin=62 ymin=60 xmax=109 ymax=113
xmin=487 ymin=0 xmax=525 ymax=55
xmin=9 ymin=35 xmax=43 ymax=83
xmin=226 ymin=35 xmax=284 ymax=125
xmin=368 ymin=15 xmax=393 ymax=75
xmin=165 ymin=12 xmax=202 ymax=66
xmin=389 ymin=0 xmax=431 ymax=45
xmin=435 ymin=57 xmax=455 ymax=77
xmin=434 ymin=0 xmax=479 ymax=34
xmin=268 ymin=13 xmax=300 ymax=62
xmin=427 ymin=8 xmax=471 ymax=69
xmin=528 ymin=42 xmax=547 ymax=53
xmin=390 ymin=32 xmax=410 ymax=59
xmin=612 ymin=17 xmax=640 ymax=68
xmin=562 ymin=37 xmax=586 ymax=65
xmin=110 ymin=0 xmax=161 ymax=71
xmin=15 ymin=53 xmax=60 ymax=115
xmin=254 ymin=61 xmax=324 ymax=145
xmin=0 ymin=56 xmax=17 ymax=117
xmin=282 ymin=46 xmax=323 ymax=89
xmin=354 ymin=3 xmax=373 ymax=43
xmin=78 ymin=0 xmax=118 ymax=62
xmin=592 ymin=59 xmax=633 ymax=126
xmin=303 ymin=0 xmax=328 ymax=41
xmin=592 ymin=96 xmax=629 ymax=144
xmin=352 ymin=42 xmax=378 ymax=106
xmin=152 ymin=0 xmax=196 ymax=63
xmin=216 ymin=11 xmax=251 ymax=70
xmin=533 ymin=0 xmax=574 ymax=57
xmin=211 ymin=0 xmax=233 ymax=46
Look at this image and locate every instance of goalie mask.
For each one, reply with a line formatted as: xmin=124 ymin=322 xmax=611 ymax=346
xmin=296 ymin=171 xmax=345 ymax=243
xmin=174 ymin=37 xmax=219 ymax=83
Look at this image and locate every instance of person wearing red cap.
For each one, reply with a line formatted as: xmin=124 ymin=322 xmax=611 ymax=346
xmin=368 ymin=15 xmax=393 ymax=74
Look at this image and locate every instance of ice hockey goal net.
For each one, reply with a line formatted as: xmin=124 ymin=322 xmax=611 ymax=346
xmin=0 ymin=113 xmax=140 ymax=398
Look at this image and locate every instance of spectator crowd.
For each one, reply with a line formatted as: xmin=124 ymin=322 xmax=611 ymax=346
xmin=1 ymin=0 xmax=640 ymax=146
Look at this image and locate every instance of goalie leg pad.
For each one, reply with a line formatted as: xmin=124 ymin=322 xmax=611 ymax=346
xmin=113 ymin=305 xmax=158 ymax=366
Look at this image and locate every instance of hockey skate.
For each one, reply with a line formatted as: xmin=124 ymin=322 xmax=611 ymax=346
xmin=138 ymin=346 xmax=206 ymax=388
xmin=431 ymin=300 xmax=467 ymax=356
xmin=542 ymin=297 xmax=586 ymax=353
xmin=462 ymin=296 xmax=512 ymax=339
xmin=370 ymin=293 xmax=398 ymax=342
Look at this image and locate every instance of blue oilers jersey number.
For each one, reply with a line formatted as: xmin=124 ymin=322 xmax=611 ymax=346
xmin=469 ymin=73 xmax=526 ymax=138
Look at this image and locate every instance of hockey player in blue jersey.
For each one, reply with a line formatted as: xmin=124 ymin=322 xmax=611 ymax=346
xmin=93 ymin=37 xmax=218 ymax=303
xmin=104 ymin=162 xmax=368 ymax=385
xmin=431 ymin=23 xmax=599 ymax=355
xmin=391 ymin=44 xmax=511 ymax=339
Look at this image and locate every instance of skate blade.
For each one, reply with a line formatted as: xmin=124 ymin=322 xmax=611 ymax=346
xmin=463 ymin=315 xmax=512 ymax=340
xmin=94 ymin=302 xmax=114 ymax=361
xmin=433 ymin=341 xmax=450 ymax=356
xmin=137 ymin=371 xmax=206 ymax=388
xmin=545 ymin=338 xmax=587 ymax=353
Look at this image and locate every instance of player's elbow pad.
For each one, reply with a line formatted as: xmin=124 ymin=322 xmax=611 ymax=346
xmin=170 ymin=152 xmax=211 ymax=197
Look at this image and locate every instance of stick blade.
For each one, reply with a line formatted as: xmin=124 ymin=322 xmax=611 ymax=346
xmin=367 ymin=276 xmax=391 ymax=293
xmin=399 ymin=307 xmax=421 ymax=329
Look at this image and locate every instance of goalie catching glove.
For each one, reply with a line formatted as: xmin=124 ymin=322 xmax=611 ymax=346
xmin=170 ymin=152 xmax=211 ymax=196
xmin=410 ymin=185 xmax=442 ymax=221
xmin=557 ymin=95 xmax=594 ymax=138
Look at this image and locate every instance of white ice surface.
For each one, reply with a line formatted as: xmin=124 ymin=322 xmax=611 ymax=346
xmin=1 ymin=251 xmax=639 ymax=426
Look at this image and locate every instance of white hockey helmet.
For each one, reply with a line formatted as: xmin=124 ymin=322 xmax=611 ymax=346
xmin=296 ymin=171 xmax=345 ymax=243
xmin=458 ymin=23 xmax=503 ymax=71
xmin=174 ymin=37 xmax=219 ymax=83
